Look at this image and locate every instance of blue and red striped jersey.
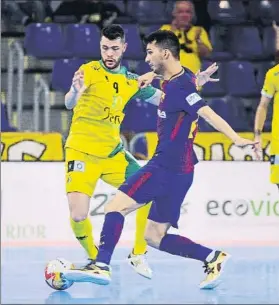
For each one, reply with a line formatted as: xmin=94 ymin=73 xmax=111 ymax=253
xmin=152 ymin=67 xmax=206 ymax=173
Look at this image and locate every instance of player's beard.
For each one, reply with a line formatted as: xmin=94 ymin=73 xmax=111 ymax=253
xmin=153 ymin=62 xmax=165 ymax=76
xmin=102 ymin=55 xmax=122 ymax=71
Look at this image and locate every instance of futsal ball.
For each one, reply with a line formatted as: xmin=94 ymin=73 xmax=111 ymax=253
xmin=45 ymin=258 xmax=75 ymax=290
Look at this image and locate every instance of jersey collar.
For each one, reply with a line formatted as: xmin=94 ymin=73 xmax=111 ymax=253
xmin=99 ymin=60 xmax=127 ymax=75
xmin=162 ymin=68 xmax=185 ymax=89
xmin=168 ymin=68 xmax=185 ymax=82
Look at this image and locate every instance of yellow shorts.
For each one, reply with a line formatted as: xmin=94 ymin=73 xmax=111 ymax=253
xmin=65 ymin=148 xmax=141 ymax=196
xmin=270 ymin=138 xmax=279 ymax=184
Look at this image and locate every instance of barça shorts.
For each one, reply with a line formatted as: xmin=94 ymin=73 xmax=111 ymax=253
xmin=119 ymin=161 xmax=194 ymax=228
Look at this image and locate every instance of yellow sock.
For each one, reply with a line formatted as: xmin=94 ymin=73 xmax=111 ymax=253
xmin=70 ymin=217 xmax=98 ymax=260
xmin=133 ymin=203 xmax=151 ymax=255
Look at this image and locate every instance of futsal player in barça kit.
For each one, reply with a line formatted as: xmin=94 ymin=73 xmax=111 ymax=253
xmin=64 ymin=30 xmax=258 ymax=289
xmin=254 ymin=64 xmax=279 ymax=191
xmin=64 ymin=24 xmax=218 ymax=278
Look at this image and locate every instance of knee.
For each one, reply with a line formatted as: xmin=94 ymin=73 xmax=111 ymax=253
xmin=68 ymin=192 xmax=89 ymax=222
xmin=71 ymin=213 xmax=87 ymax=222
xmin=144 ymin=226 xmax=164 ymax=248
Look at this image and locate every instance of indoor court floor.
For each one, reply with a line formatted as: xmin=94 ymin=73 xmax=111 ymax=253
xmin=2 ymin=246 xmax=279 ymax=304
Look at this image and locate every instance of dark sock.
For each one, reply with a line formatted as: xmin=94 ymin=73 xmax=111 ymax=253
xmin=159 ymin=234 xmax=212 ymax=262
xmin=96 ymin=212 xmax=124 ymax=265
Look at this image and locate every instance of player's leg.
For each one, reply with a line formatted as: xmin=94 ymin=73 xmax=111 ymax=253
xmin=65 ymin=148 xmax=102 ymax=262
xmin=145 ymin=170 xmax=230 ymax=289
xmin=64 ymin=190 xmax=145 ymax=284
xmin=64 ymin=163 xmax=160 ymax=284
xmin=101 ymin=150 xmax=152 ymax=278
xmin=122 ymin=151 xmax=152 ymax=277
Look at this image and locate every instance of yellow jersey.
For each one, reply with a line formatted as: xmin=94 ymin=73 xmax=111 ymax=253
xmin=65 ymin=60 xmax=156 ymax=157
xmin=160 ymin=25 xmax=212 ymax=74
xmin=261 ymin=64 xmax=279 ymax=148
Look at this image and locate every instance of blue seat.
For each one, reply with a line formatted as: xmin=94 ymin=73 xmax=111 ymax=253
xmin=127 ymin=1 xmax=168 ymax=24
xmin=208 ymin=97 xmax=250 ymax=131
xmin=24 ymin=23 xmax=65 ymax=58
xmin=121 ymin=24 xmax=145 ymax=59
xmin=121 ymin=99 xmax=157 ymax=133
xmin=263 ymin=27 xmax=276 ymax=58
xmin=229 ymin=26 xmax=263 ymax=59
xmin=210 ymin=98 xmax=232 ymax=121
xmin=51 ymin=58 xmax=86 ymax=92
xmin=207 ymin=0 xmax=247 ymax=24
xmin=271 ymin=2 xmax=279 ymax=22
xmin=225 ymin=97 xmax=252 ymax=131
xmin=200 ymin=61 xmax=226 ymax=97
xmin=247 ymin=1 xmax=274 ymax=24
xmin=208 ymin=26 xmax=233 ymax=61
xmin=223 ymin=61 xmax=260 ymax=97
xmin=64 ymin=24 xmax=100 ymax=58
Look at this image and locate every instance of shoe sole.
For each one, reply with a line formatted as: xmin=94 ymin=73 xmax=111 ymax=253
xmin=63 ymin=270 xmax=111 ymax=285
xmin=199 ymin=254 xmax=231 ymax=290
xmin=127 ymin=258 xmax=152 ymax=279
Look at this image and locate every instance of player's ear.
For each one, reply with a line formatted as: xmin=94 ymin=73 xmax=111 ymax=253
xmin=164 ymin=49 xmax=170 ymax=59
xmin=123 ymin=42 xmax=128 ymax=52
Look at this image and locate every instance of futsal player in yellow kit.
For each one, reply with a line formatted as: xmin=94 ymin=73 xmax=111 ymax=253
xmin=254 ymin=64 xmax=279 ymax=191
xmin=64 ymin=24 xmax=219 ymax=278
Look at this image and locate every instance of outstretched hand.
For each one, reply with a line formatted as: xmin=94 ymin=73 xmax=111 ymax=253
xmin=196 ymin=62 xmax=219 ymax=87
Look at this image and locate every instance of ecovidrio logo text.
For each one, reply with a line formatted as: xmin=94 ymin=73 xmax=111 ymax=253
xmin=206 ymin=194 xmax=279 ymax=217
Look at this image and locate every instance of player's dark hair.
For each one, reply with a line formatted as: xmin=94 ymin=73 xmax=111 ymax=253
xmin=101 ymin=24 xmax=125 ymax=42
xmin=143 ymin=30 xmax=180 ymax=60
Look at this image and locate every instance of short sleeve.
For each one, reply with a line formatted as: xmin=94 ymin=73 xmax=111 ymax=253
xmin=133 ymin=85 xmax=157 ymax=100
xmin=126 ymin=71 xmax=157 ymax=100
xmin=261 ymin=70 xmax=275 ymax=98
xmin=79 ymin=64 xmax=94 ymax=87
xmin=178 ymin=82 xmax=206 ymax=115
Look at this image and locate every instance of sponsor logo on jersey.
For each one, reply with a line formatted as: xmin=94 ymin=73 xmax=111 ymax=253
xmin=185 ymin=93 xmax=202 ymax=105
xmin=157 ymin=109 xmax=167 ymax=118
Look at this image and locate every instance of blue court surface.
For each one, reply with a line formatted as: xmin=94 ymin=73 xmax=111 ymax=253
xmin=2 ymin=246 xmax=279 ymax=304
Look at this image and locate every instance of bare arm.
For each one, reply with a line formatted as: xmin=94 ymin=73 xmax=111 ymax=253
xmin=64 ymin=70 xmax=87 ymax=110
xmin=254 ymin=95 xmax=271 ymax=135
xmin=197 ymin=106 xmax=240 ymax=142
xmin=65 ymin=85 xmax=87 ymax=110
xmin=198 ymin=105 xmax=258 ymax=148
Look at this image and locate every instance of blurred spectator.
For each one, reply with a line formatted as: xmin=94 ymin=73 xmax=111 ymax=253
xmin=52 ymin=0 xmax=131 ymax=28
xmin=161 ymin=0 xmax=212 ymax=74
xmin=2 ymin=0 xmax=52 ymax=26
xmin=1 ymin=102 xmax=17 ymax=132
